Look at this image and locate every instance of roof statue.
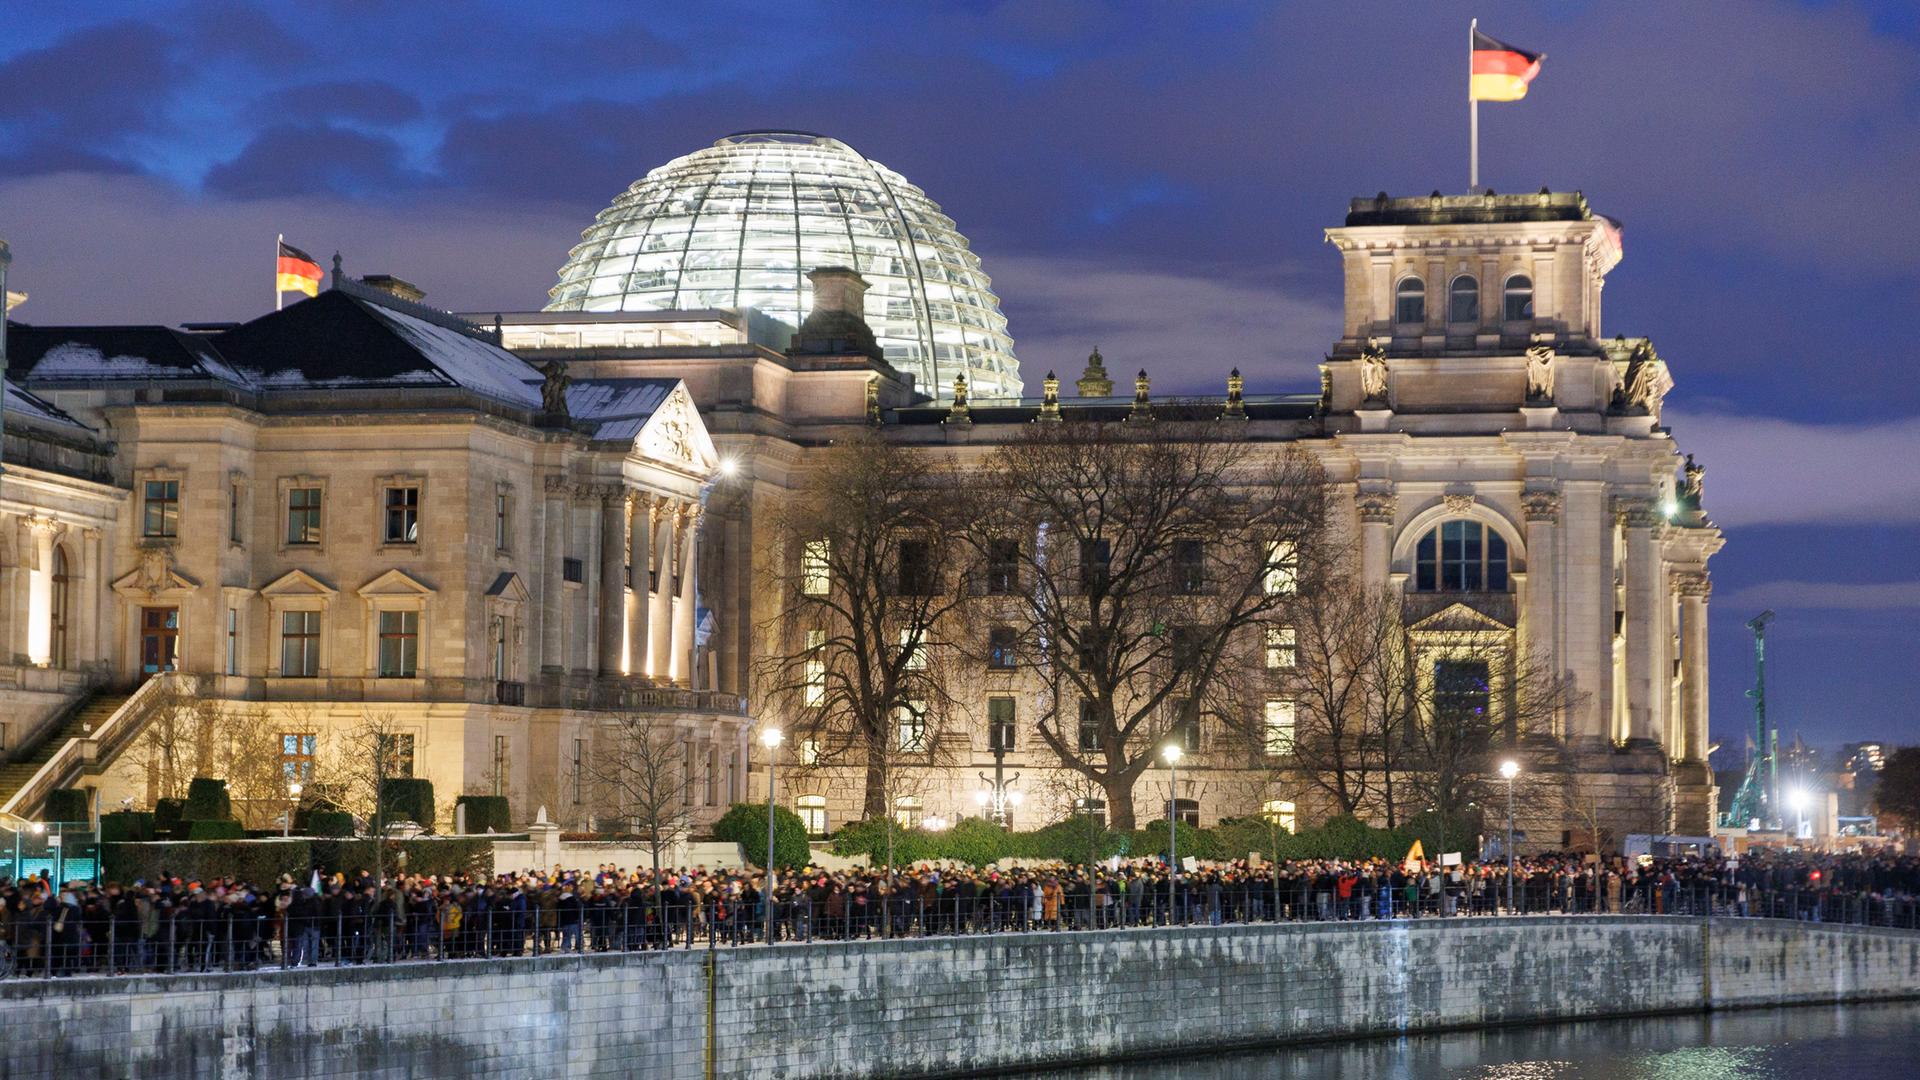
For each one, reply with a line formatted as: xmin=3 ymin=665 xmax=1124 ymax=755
xmin=540 ymin=359 xmax=572 ymax=420
xmin=1076 ymin=346 xmax=1112 ymax=397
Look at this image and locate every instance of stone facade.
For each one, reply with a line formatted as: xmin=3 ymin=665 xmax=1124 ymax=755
xmin=0 ymin=918 xmax=1916 ymax=1078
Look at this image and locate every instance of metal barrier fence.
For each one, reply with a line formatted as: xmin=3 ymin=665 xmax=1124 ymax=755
xmin=3 ymin=878 xmax=1917 ymax=980
xmin=0 ymin=822 xmax=96 ymax=887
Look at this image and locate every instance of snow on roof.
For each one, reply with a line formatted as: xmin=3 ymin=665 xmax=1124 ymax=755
xmin=363 ymin=302 xmax=542 ymax=409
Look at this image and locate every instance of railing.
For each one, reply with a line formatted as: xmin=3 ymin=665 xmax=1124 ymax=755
xmin=0 ymin=674 xmax=183 ymax=821
xmin=4 ymin=879 xmax=1916 ymax=982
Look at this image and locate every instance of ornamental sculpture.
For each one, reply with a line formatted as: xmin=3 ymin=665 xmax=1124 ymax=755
xmin=539 ymin=359 xmax=571 ymax=419
xmin=1525 ymin=345 xmax=1555 ymax=402
xmin=1358 ymin=347 xmax=1389 ymax=403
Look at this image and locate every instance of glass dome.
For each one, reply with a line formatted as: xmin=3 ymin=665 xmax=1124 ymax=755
xmin=545 ymin=131 xmax=1022 ymax=399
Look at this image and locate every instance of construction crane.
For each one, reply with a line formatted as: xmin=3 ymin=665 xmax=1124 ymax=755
xmin=1719 ymin=610 xmax=1777 ymax=830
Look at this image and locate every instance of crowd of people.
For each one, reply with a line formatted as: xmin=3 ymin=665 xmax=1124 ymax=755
xmin=2 ymin=848 xmax=1917 ymax=978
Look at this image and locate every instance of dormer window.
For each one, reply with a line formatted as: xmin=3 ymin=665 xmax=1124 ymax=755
xmin=1448 ymin=276 xmax=1479 ymax=325
xmin=1503 ymin=274 xmax=1534 ymax=321
xmin=1394 ymin=277 xmax=1425 ymax=324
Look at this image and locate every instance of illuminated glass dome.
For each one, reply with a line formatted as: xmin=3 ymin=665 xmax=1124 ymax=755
xmin=545 ymin=131 xmax=1021 ymax=398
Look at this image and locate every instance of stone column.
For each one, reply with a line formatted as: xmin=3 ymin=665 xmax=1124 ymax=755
xmin=540 ymin=478 xmax=568 ymax=672
xmin=25 ymin=516 xmax=59 ymax=666
xmin=597 ymin=488 xmax=626 ymax=677
xmin=1560 ymin=481 xmax=1610 ymax=742
xmin=1355 ymin=490 xmax=1395 ymax=588
xmin=672 ymin=504 xmax=699 ymax=687
xmin=648 ymin=501 xmax=676 ymax=681
xmin=1521 ymin=488 xmax=1560 ymax=730
xmin=625 ymin=492 xmax=651 ymax=676
xmin=1620 ymin=498 xmax=1662 ymax=745
xmin=80 ymin=527 xmax=102 ymax=667
xmin=1677 ymin=572 xmax=1710 ymax=763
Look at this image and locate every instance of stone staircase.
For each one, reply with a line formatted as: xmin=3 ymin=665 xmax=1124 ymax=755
xmin=0 ymin=690 xmax=131 ymax=811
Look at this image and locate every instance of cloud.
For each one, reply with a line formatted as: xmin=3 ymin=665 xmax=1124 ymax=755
xmin=986 ymin=255 xmax=1340 ymax=395
xmin=1718 ymin=580 xmax=1920 ymax=611
xmin=252 ymin=81 xmax=424 ymax=127
xmin=1670 ymin=411 xmax=1920 ymax=527
xmin=0 ymin=20 xmax=182 ymax=147
xmin=203 ymin=124 xmax=430 ymax=199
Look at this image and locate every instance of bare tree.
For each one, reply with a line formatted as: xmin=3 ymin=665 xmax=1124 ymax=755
xmin=756 ymin=429 xmax=971 ymax=820
xmin=582 ymin=714 xmax=697 ymax=881
xmin=326 ymin=711 xmax=410 ymax=884
xmin=965 ymin=421 xmax=1329 ymax=829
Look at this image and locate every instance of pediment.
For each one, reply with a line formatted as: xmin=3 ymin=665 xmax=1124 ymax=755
xmin=1408 ymin=601 xmax=1513 ymax=635
xmin=261 ymin=568 xmax=338 ymax=597
xmin=485 ymin=571 xmax=531 ymax=604
xmin=634 ymin=383 xmax=718 ymax=475
xmin=112 ymin=550 xmax=200 ymax=597
xmin=356 ymin=568 xmax=435 ymax=598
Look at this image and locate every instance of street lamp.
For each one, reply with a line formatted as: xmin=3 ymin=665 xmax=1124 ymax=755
xmin=1788 ymin=787 xmax=1810 ymax=843
xmin=1163 ymin=743 xmax=1183 ymax=925
xmin=759 ymin=727 xmax=783 ymax=946
xmin=1498 ymin=759 xmax=1519 ymax=914
xmin=284 ymin=781 xmax=303 ymax=838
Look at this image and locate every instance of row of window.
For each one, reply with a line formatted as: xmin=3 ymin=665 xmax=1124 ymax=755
xmin=1393 ymin=274 xmax=1533 ymax=326
xmin=268 ymin=609 xmax=420 ymax=678
xmin=143 ymin=479 xmax=454 ymax=547
xmin=799 ymin=538 xmax=1300 ymax=598
xmin=277 ymin=732 xmax=414 ymax=782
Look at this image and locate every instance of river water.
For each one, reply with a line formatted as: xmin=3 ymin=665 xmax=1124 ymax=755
xmin=1022 ymin=1001 xmax=1920 ymax=1079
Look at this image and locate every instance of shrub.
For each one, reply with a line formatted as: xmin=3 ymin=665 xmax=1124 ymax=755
xmin=183 ymin=777 xmax=232 ymax=823
xmin=712 ymin=802 xmax=811 ymax=869
xmin=308 ymin=837 xmax=494 ymax=880
xmin=103 ymin=839 xmax=311 ymax=886
xmin=828 ymin=817 xmax=939 ymax=867
xmin=42 ymin=787 xmax=90 ymax=825
xmin=1133 ymin=820 xmax=1228 ymax=863
xmin=187 ymin=819 xmax=245 ymax=841
xmin=303 ymin=810 xmax=356 ymax=838
xmin=1009 ymin=817 xmax=1131 ymax=865
xmin=99 ymin=810 xmax=155 ymax=843
xmin=454 ymin=795 xmax=512 ymax=834
xmin=154 ymin=799 xmax=186 ymax=835
xmin=378 ymin=778 xmax=436 ymax=832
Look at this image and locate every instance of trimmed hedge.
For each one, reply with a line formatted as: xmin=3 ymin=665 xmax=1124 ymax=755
xmin=154 ymin=799 xmax=185 ymax=836
xmin=103 ymin=839 xmax=311 ymax=887
xmin=100 ymin=810 xmax=155 ymax=843
xmin=187 ymin=819 xmax=245 ymax=841
xmin=43 ymin=787 xmax=90 ymax=825
xmin=712 ymin=803 xmax=811 ymax=870
xmin=378 ymin=778 xmax=436 ymax=832
xmin=455 ymin=795 xmax=511 ymax=834
xmin=309 ymin=837 xmax=493 ymax=879
xmin=303 ymin=810 xmax=356 ymax=838
xmin=183 ymin=777 xmax=232 ymax=823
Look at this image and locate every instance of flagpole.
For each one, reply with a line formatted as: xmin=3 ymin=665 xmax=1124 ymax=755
xmin=1469 ymin=18 xmax=1479 ymax=192
xmin=276 ymin=233 xmax=284 ymax=312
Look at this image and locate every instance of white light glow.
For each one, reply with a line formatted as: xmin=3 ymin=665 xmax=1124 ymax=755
xmin=1162 ymin=743 xmax=1183 ymax=765
xmin=1499 ymin=759 xmax=1520 ymax=780
xmin=759 ymin=727 xmax=784 ymax=749
xmin=1007 ymin=790 xmax=1024 ymax=807
xmin=973 ymin=790 xmax=990 ymax=807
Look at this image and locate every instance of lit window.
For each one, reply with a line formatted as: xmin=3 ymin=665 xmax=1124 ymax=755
xmin=285 ymin=487 xmax=322 ymax=545
xmin=279 ymin=610 xmax=320 ymax=677
xmin=803 ymin=629 xmax=826 ymax=706
xmin=1263 ymin=699 xmax=1295 ymax=755
xmin=1264 ymin=540 xmax=1298 ymax=596
xmin=384 ymin=486 xmax=419 ymax=544
xmin=802 ymin=539 xmax=831 ymax=596
xmin=799 ymin=739 xmax=820 ymax=766
xmin=987 ymin=627 xmax=1016 ymax=669
xmin=143 ymin=480 xmax=180 ymax=538
xmin=1414 ymin=521 xmax=1509 ymax=592
xmin=1395 ymin=277 xmax=1426 ymax=324
xmin=897 ymin=702 xmax=926 ymax=752
xmin=988 ymin=696 xmax=1015 ymax=752
xmin=376 ymin=733 xmax=415 ymax=778
xmin=280 ymin=733 xmax=316 ymax=782
xmin=1172 ymin=699 xmax=1201 ymax=752
xmin=1261 ymin=799 xmax=1297 ymax=832
xmin=1503 ymin=274 xmax=1533 ymax=321
xmin=893 ymin=795 xmax=923 ymax=829
xmin=378 ymin=610 xmax=419 ymax=677
xmin=899 ymin=629 xmax=926 ymax=670
xmin=1077 ymin=699 xmax=1101 ymax=753
xmin=1448 ymin=276 xmax=1479 ymax=324
xmin=795 ymin=794 xmax=828 ymax=837
xmin=1265 ymin=625 xmax=1296 ymax=669
xmin=1072 ymin=798 xmax=1107 ymax=825
xmin=1434 ymin=660 xmax=1492 ymax=726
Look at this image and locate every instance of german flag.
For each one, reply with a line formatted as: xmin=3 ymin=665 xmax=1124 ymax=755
xmin=276 ymin=240 xmax=324 ymax=298
xmin=1471 ymin=29 xmax=1543 ymax=102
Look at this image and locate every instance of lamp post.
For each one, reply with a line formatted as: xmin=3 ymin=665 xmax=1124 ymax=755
xmin=1162 ymin=743 xmax=1183 ymax=925
xmin=1498 ymin=759 xmax=1519 ymax=913
xmin=760 ymin=727 xmax=783 ymax=945
xmin=284 ymin=781 xmax=303 ymax=838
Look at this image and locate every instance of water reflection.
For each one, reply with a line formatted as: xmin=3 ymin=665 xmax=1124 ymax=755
xmin=1021 ymin=1002 xmax=1920 ymax=1079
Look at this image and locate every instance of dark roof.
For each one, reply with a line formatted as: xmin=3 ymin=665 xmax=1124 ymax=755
xmin=890 ymin=394 xmax=1320 ymax=426
xmin=564 ymin=377 xmax=682 ymax=441
xmin=9 ymin=321 xmax=247 ymax=383
xmin=1344 ymin=190 xmax=1602 ymax=228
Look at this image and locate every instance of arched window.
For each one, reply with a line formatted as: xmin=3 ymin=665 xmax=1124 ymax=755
xmin=1503 ymin=274 xmax=1533 ymax=321
xmin=1394 ymin=277 xmax=1426 ymax=324
xmin=795 ymin=794 xmax=828 ymax=837
xmin=1448 ymin=276 xmax=1479 ymax=325
xmin=1414 ymin=520 xmax=1510 ymax=592
xmin=50 ymin=547 xmax=70 ymax=670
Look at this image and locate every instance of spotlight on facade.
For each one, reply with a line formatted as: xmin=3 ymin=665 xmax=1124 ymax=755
xmin=759 ymin=727 xmax=784 ymax=749
xmin=1661 ymin=497 xmax=1680 ymax=520
xmin=1162 ymin=744 xmax=1183 ymax=765
xmin=1498 ymin=759 xmax=1520 ymax=780
xmin=717 ymin=456 xmax=740 ymax=478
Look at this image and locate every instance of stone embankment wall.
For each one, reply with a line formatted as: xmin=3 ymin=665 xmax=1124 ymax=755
xmin=3 ymin=916 xmax=1918 ymax=1079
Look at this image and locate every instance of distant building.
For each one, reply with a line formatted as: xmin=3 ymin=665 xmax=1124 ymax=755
xmin=1843 ymin=742 xmax=1887 ymax=775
